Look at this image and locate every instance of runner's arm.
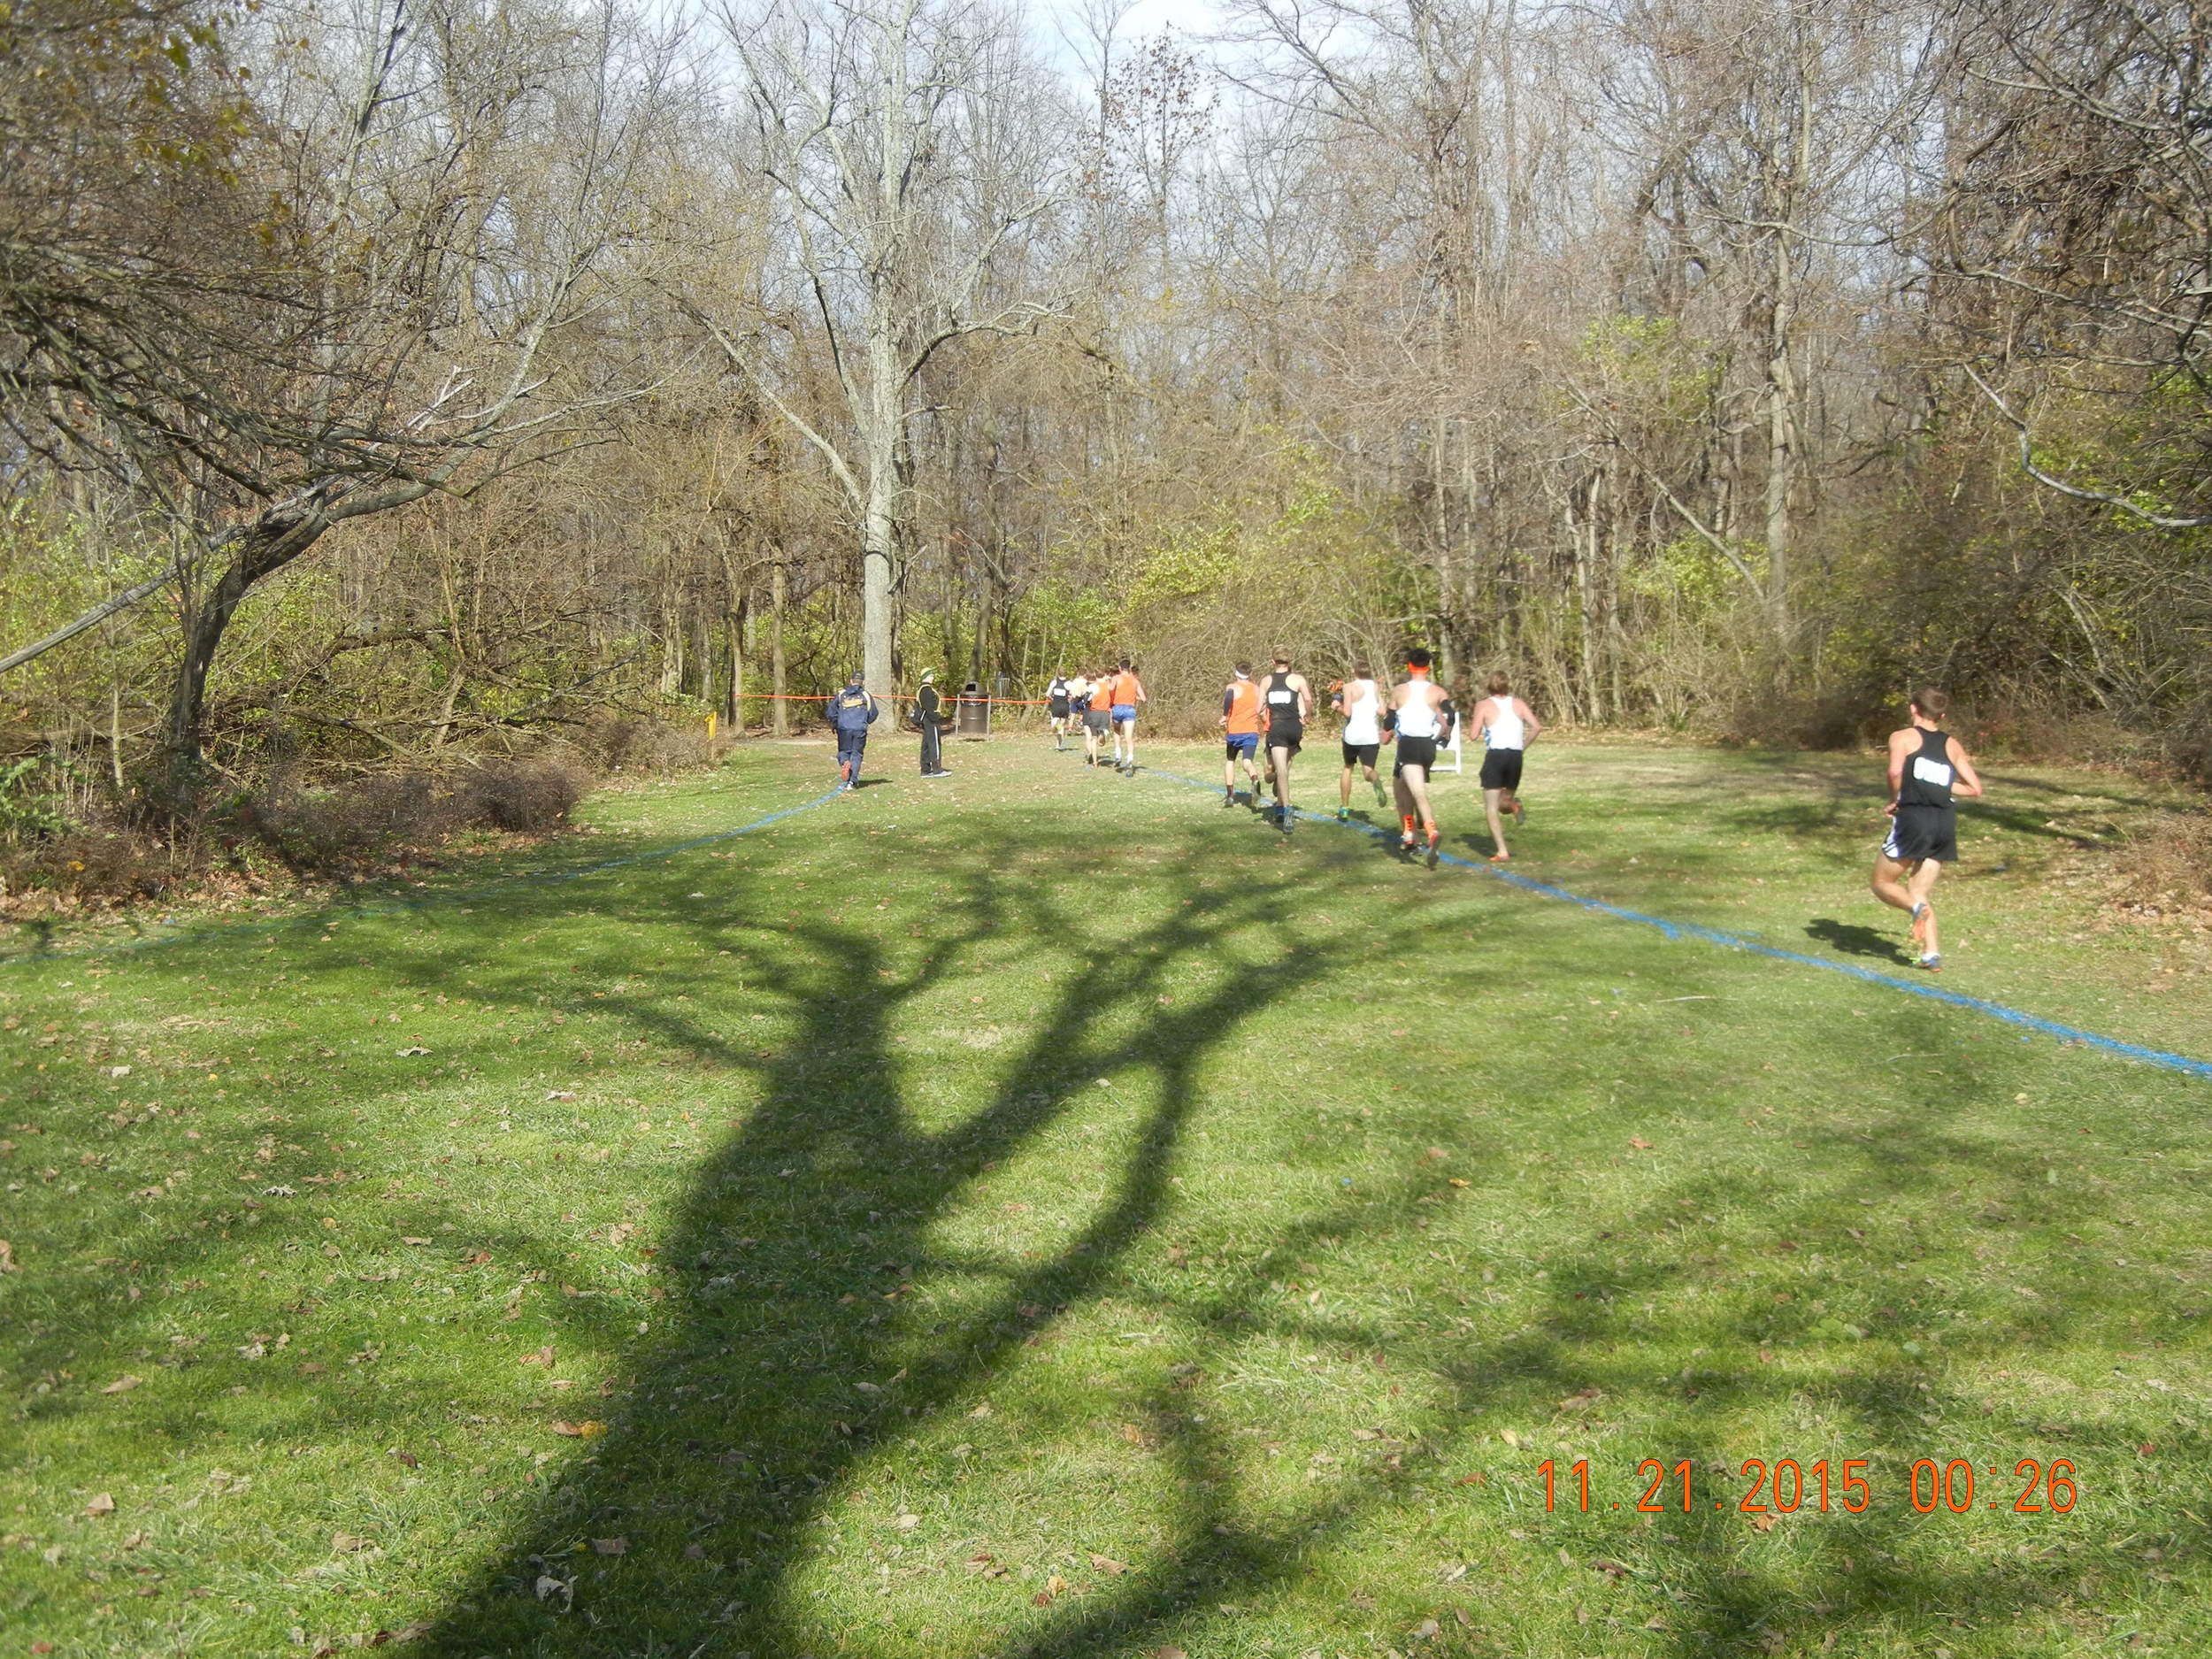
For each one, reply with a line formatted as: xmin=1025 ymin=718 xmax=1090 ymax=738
xmin=1947 ymin=737 xmax=1985 ymax=797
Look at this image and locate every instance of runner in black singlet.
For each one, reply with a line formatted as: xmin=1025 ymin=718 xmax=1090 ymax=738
xmin=1260 ymin=650 xmax=1312 ymax=833
xmin=1871 ymin=686 xmax=1984 ymax=971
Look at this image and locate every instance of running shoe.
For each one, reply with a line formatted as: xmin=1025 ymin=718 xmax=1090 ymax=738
xmin=1918 ymin=952 xmax=1942 ymax=972
xmin=1400 ymin=831 xmax=1417 ymax=853
xmin=924 ymin=770 xmax=952 ymax=780
xmin=1336 ymin=807 xmax=1349 ymax=822
xmin=1222 ymin=789 xmax=1235 ymax=808
xmin=1427 ymin=827 xmax=1442 ymax=867
xmin=1510 ymin=796 xmax=1526 ymax=825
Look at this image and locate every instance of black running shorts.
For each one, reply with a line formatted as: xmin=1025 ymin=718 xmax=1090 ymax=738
xmin=1341 ymin=741 xmax=1379 ymax=768
xmin=1048 ymin=698 xmax=1071 ymax=718
xmin=1267 ymin=730 xmax=1302 ymax=757
xmin=1083 ymin=708 xmax=1111 ymax=733
xmin=1884 ymin=804 xmax=1957 ymax=864
xmin=1479 ymin=749 xmax=1524 ymax=792
xmin=1394 ymin=735 xmax=1439 ymax=775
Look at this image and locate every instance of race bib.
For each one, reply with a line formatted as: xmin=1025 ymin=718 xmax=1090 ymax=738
xmin=1911 ymin=757 xmax=1953 ymax=787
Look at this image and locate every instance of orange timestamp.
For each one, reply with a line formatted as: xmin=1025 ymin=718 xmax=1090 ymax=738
xmin=1536 ymin=1456 xmax=2078 ymax=1516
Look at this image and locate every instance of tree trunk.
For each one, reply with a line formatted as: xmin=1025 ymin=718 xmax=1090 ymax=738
xmin=770 ymin=559 xmax=789 ymax=737
xmin=160 ymin=516 xmax=328 ymax=810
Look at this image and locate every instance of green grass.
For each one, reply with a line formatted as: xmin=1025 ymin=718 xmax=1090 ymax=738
xmin=3 ymin=736 xmax=2208 ymax=1658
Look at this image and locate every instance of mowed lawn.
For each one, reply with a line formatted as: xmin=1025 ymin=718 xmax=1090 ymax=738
xmin=3 ymin=734 xmax=2208 ymax=1659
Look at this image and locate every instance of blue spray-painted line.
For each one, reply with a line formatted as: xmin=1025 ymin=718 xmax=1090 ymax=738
xmin=1137 ymin=765 xmax=2212 ymax=1081
xmin=0 ymin=786 xmax=845 ymax=969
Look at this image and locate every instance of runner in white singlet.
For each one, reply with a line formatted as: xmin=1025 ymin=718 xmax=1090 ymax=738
xmin=1473 ymin=670 xmax=1542 ymax=863
xmin=1333 ymin=664 xmax=1388 ymax=820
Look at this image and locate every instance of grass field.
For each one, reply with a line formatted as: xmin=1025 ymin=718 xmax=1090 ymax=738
xmin=4 ymin=733 xmax=2208 ymax=1659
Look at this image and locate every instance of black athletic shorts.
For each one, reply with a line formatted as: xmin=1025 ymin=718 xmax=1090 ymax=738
xmin=1479 ymin=749 xmax=1524 ymax=792
xmin=1083 ymin=708 xmax=1111 ymax=733
xmin=1341 ymin=741 xmax=1379 ymax=768
xmin=1267 ymin=730 xmax=1302 ymax=757
xmin=1048 ymin=698 xmax=1071 ymax=718
xmin=1884 ymin=803 xmax=1958 ymax=864
xmin=1394 ymin=735 xmax=1439 ymax=775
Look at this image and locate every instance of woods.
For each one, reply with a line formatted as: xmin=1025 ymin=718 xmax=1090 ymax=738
xmin=6 ymin=0 xmax=2212 ymax=876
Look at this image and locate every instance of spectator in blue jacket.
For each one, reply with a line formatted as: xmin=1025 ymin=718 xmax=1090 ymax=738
xmin=825 ymin=675 xmax=878 ymax=791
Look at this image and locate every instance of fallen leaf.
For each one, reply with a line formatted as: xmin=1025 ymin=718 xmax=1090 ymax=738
xmin=1746 ymin=1510 xmax=1778 ymax=1533
xmin=895 ymin=1513 xmax=919 ymax=1530
xmin=1645 ymin=1616 xmax=1671 ymax=1631
xmin=533 ymin=1575 xmax=571 ymax=1605
xmin=550 ymin=1420 xmax=607 ymax=1439
xmin=1426 ymin=1147 xmax=1448 ymax=1160
xmin=545 ymin=1090 xmax=577 ymax=1102
xmin=1412 ymin=1619 xmax=1441 ymax=1640
xmin=0 ymin=1240 xmax=14 ymax=1272
xmin=396 ymin=1047 xmax=431 ymax=1057
xmin=1628 ymin=1137 xmax=1654 ymax=1151
xmin=1557 ymin=1386 xmax=1602 ymax=1410
xmin=332 ymin=1532 xmax=373 ymax=1553
xmin=1591 ymin=1559 xmax=1632 ymax=1578
xmin=1153 ymin=1648 xmax=1188 ymax=1659
xmin=1448 ymin=1177 xmax=1470 ymax=1187
xmin=102 ymin=1375 xmax=143 ymax=1394
xmin=1499 ymin=1429 xmax=1521 ymax=1448
xmin=1046 ymin=1573 xmax=1068 ymax=1594
xmin=590 ymin=1536 xmax=627 ymax=1555
xmin=1087 ymin=1551 xmax=1129 ymax=1574
xmin=1032 ymin=1589 xmax=1055 ymax=1607
xmin=969 ymin=1402 xmax=992 ymax=1418
xmin=1119 ymin=1424 xmax=1146 ymax=1446
xmin=85 ymin=1494 xmax=116 ymax=1517
xmin=401 ymin=1237 xmax=430 ymax=1247
xmin=389 ymin=1449 xmax=419 ymax=1469
xmin=519 ymin=1346 xmax=555 ymax=1366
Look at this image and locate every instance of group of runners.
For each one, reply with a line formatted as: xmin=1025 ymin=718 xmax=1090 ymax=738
xmin=840 ymin=653 xmax=1980 ymax=971
xmin=1045 ymin=662 xmax=1151 ymax=775
xmin=1044 ymin=649 xmax=1543 ymax=866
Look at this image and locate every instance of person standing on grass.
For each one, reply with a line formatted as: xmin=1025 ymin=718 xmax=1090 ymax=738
xmin=1333 ymin=662 xmax=1387 ymax=821
xmin=1083 ymin=668 xmax=1114 ymax=768
xmin=1047 ymin=671 xmax=1074 ymax=749
xmin=1872 ymin=686 xmax=1983 ymax=971
xmin=1220 ymin=663 xmax=1267 ymax=806
xmin=825 ymin=673 xmax=879 ymax=792
xmin=1109 ymin=658 xmax=1148 ymax=773
xmin=916 ymin=670 xmax=951 ymax=780
xmin=1472 ymin=672 xmax=1541 ymax=863
xmin=1260 ymin=650 xmax=1312 ymax=832
xmin=1386 ymin=649 xmax=1454 ymax=864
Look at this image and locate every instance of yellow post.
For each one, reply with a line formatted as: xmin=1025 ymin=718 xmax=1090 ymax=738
xmin=706 ymin=712 xmax=718 ymax=741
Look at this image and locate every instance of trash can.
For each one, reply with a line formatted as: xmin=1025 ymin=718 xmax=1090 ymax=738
xmin=956 ymin=684 xmax=990 ymax=739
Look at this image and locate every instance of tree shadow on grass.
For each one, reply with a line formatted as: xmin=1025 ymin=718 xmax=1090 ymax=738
xmin=409 ymin=820 xmax=1445 ymax=1657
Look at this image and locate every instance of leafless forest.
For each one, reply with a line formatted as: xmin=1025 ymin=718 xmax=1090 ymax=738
xmin=4 ymin=0 xmax=2210 ymax=860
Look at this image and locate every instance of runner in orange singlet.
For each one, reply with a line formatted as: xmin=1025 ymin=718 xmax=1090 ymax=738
xmin=1219 ymin=664 xmax=1266 ymax=806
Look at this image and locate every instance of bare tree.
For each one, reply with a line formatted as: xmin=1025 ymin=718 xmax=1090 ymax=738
xmin=684 ymin=0 xmax=1063 ymax=695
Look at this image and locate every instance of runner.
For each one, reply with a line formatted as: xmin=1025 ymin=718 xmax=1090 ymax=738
xmin=1046 ymin=670 xmax=1074 ymax=749
xmin=1333 ymin=662 xmax=1388 ymax=820
xmin=1472 ymin=671 xmax=1541 ymax=862
xmin=1082 ymin=668 xmax=1114 ymax=768
xmin=1386 ymin=649 xmax=1454 ymax=864
xmin=823 ymin=673 xmax=879 ymax=792
xmin=1259 ymin=650 xmax=1312 ymax=832
xmin=1219 ymin=663 xmax=1267 ymax=807
xmin=1109 ymin=657 xmax=1147 ymax=773
xmin=1872 ymin=686 xmax=1983 ymax=971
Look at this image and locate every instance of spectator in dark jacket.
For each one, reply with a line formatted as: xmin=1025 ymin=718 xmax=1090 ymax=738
xmin=917 ymin=670 xmax=950 ymax=778
xmin=825 ymin=675 xmax=878 ymax=791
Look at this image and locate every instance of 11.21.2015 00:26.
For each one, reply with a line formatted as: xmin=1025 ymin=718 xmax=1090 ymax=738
xmin=1536 ymin=1456 xmax=2079 ymax=1516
